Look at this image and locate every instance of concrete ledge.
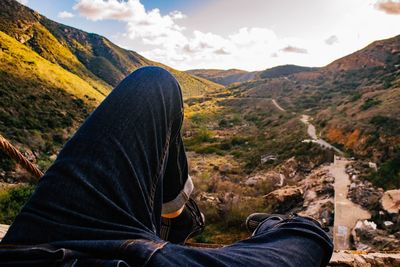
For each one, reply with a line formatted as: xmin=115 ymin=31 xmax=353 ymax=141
xmin=329 ymin=250 xmax=400 ymax=267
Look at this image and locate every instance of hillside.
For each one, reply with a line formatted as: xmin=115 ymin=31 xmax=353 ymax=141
xmin=258 ymin=64 xmax=318 ymax=79
xmin=0 ymin=30 xmax=97 ymax=173
xmin=228 ymin=34 xmax=400 ymax=189
xmin=187 ymin=69 xmax=258 ymax=86
xmin=0 ymin=0 xmax=222 ymax=98
xmin=0 ymin=0 xmax=222 ymax=180
xmin=187 ymin=65 xmax=316 ymax=86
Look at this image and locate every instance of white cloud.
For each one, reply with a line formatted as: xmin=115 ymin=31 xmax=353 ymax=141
xmin=74 ymin=0 xmax=186 ymax=45
xmin=281 ymin=46 xmax=308 ymax=54
xmin=375 ymin=0 xmax=400 ymax=15
xmin=325 ymin=35 xmax=339 ymax=45
xmin=73 ymin=0 xmax=400 ymax=71
xmin=16 ymin=0 xmax=28 ymax=5
xmin=58 ymin=11 xmax=75 ymax=19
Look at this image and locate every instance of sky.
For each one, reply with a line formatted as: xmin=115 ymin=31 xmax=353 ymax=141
xmin=17 ymin=0 xmax=400 ymax=71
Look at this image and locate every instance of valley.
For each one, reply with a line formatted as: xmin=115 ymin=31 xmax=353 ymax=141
xmin=0 ymin=0 xmax=399 ymax=260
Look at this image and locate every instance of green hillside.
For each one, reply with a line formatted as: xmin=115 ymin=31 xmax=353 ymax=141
xmin=0 ymin=30 xmax=99 ymax=172
xmin=0 ymin=0 xmax=222 ymax=182
xmin=0 ymin=0 xmax=222 ymax=98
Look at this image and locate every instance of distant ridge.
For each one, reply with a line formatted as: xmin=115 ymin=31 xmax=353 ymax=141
xmin=258 ymin=65 xmax=318 ymax=79
xmin=187 ymin=65 xmax=317 ymax=86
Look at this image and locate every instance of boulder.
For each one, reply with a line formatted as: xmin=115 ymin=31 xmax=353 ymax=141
xmin=381 ymin=190 xmax=400 ymax=214
xmin=264 ymin=186 xmax=303 ymax=213
xmin=352 ymin=220 xmax=400 ymax=251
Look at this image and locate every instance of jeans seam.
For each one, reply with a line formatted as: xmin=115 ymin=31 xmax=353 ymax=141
xmin=149 ymin=110 xmax=183 ymax=215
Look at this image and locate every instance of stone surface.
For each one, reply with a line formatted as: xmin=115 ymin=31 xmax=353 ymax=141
xmin=0 ymin=224 xmax=9 ymax=241
xmin=381 ymin=190 xmax=400 ymax=214
xmin=264 ymin=185 xmax=303 ymax=213
xmin=352 ymin=220 xmax=400 ymax=251
xmin=329 ymin=251 xmax=400 ymax=267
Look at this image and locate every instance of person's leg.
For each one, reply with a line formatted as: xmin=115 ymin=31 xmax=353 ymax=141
xmin=149 ymin=215 xmax=333 ymax=267
xmin=1 ymin=66 xmax=194 ymax=265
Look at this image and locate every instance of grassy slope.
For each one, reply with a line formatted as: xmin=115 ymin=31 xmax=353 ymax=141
xmin=0 ymin=0 xmax=222 ymax=98
xmin=0 ymin=31 xmax=105 ymax=104
xmin=0 ymin=30 xmax=100 ymax=172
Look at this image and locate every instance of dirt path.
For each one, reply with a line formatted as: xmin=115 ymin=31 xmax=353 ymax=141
xmin=330 ymin=156 xmax=371 ymax=250
xmin=300 ymin=115 xmax=344 ymax=155
xmin=271 ymin=99 xmax=286 ymax=111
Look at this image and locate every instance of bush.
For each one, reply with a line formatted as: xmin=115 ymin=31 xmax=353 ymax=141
xmin=191 ymin=113 xmax=207 ymax=125
xmin=368 ymin=152 xmax=400 ymax=190
xmin=0 ymin=185 xmax=35 ymax=224
xmin=0 ymin=150 xmax=16 ymax=172
xmin=350 ymin=92 xmax=362 ymax=102
xmin=360 ymin=98 xmax=381 ymax=111
xmin=196 ymin=127 xmax=214 ymax=142
xmin=370 ymin=116 xmax=400 ymax=135
xmin=218 ymin=119 xmax=228 ymax=127
xmin=230 ymin=137 xmax=248 ymax=146
xmin=195 ymin=145 xmax=225 ymax=155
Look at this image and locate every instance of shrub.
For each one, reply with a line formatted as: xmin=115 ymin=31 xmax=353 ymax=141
xmin=231 ymin=136 xmax=248 ymax=146
xmin=0 ymin=185 xmax=35 ymax=224
xmin=350 ymin=92 xmax=362 ymax=102
xmin=196 ymin=127 xmax=214 ymax=142
xmin=368 ymin=152 xmax=400 ymax=190
xmin=195 ymin=145 xmax=225 ymax=155
xmin=370 ymin=116 xmax=400 ymax=135
xmin=360 ymin=98 xmax=381 ymax=111
xmin=218 ymin=119 xmax=228 ymax=127
xmin=191 ymin=113 xmax=207 ymax=125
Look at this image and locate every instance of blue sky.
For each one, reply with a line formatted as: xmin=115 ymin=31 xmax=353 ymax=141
xmin=18 ymin=0 xmax=400 ymax=71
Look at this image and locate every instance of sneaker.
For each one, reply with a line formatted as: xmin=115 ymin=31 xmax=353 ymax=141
xmin=160 ymin=198 xmax=205 ymax=244
xmin=246 ymin=213 xmax=325 ymax=234
xmin=246 ymin=213 xmax=291 ymax=233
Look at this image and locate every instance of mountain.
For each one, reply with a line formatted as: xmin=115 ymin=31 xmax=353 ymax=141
xmin=228 ymin=34 xmax=400 ymax=188
xmin=187 ymin=65 xmax=317 ymax=86
xmin=258 ymin=64 xmax=318 ymax=79
xmin=186 ymin=69 xmax=258 ymax=86
xmin=0 ymin=0 xmax=222 ymax=98
xmin=0 ymin=0 xmax=222 ymax=174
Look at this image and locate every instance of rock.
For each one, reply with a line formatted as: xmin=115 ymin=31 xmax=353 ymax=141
xmin=352 ymin=220 xmax=400 ymax=251
xmin=348 ymin=183 xmax=383 ymax=210
xmin=260 ymin=154 xmax=277 ymax=164
xmin=218 ymin=163 xmax=233 ymax=174
xmin=197 ymin=192 xmax=221 ymax=206
xmin=244 ymin=171 xmax=280 ymax=187
xmin=368 ymin=162 xmax=378 ymax=171
xmin=381 ymin=190 xmax=400 ymax=214
xmin=330 ymin=251 xmax=400 ymax=267
xmin=264 ymin=186 xmax=303 ymax=213
xmin=383 ymin=221 xmax=394 ymax=228
xmin=0 ymin=224 xmax=10 ymax=241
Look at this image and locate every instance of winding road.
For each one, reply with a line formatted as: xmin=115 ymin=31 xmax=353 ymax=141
xmin=272 ymin=99 xmax=371 ymax=250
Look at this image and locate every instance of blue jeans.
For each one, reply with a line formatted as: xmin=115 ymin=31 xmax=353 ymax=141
xmin=0 ymin=66 xmax=333 ymax=266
